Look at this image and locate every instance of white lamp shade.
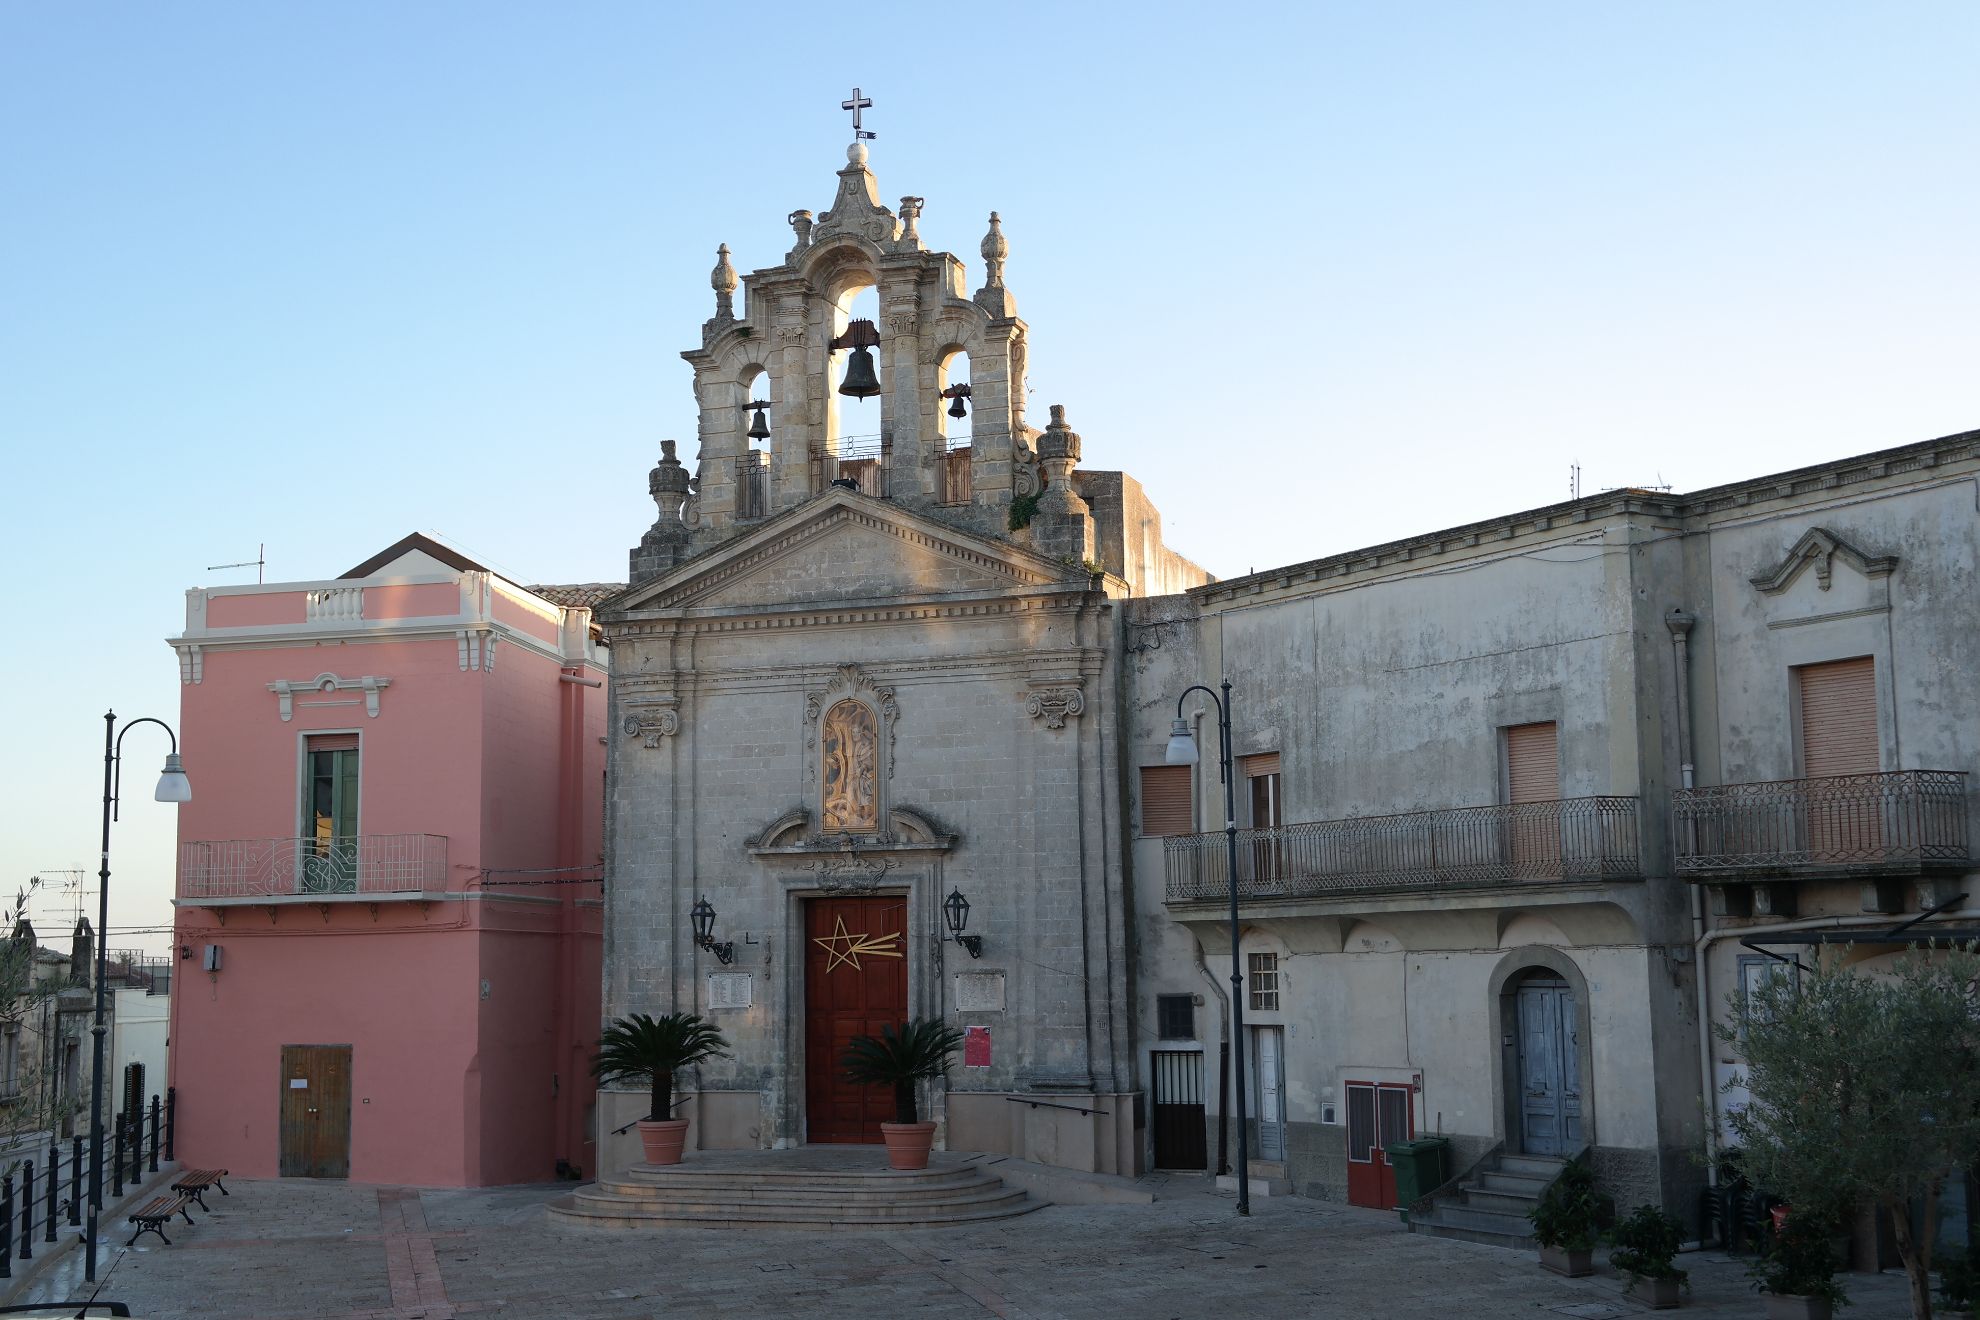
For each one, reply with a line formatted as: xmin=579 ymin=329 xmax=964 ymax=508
xmin=1164 ymin=718 xmax=1200 ymax=765
xmin=153 ymin=752 xmax=193 ymax=803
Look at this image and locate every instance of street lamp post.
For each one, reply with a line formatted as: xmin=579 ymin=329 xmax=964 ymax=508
xmin=1166 ymin=680 xmax=1249 ymax=1215
xmin=87 ymin=711 xmax=191 ymax=1281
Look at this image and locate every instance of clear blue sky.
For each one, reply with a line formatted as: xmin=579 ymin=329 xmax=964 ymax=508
xmin=3 ymin=2 xmax=1975 ymax=948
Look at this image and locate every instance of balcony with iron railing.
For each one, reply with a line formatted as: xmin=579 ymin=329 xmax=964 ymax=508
xmin=178 ymin=834 xmax=450 ymax=903
xmin=1671 ymin=769 xmax=1971 ymax=880
xmin=1163 ymin=796 xmax=1643 ymax=905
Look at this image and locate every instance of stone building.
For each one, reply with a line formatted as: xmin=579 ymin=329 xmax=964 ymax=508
xmin=598 ymin=142 xmax=1206 ymax=1176
xmin=597 ymin=138 xmax=1978 ymax=1239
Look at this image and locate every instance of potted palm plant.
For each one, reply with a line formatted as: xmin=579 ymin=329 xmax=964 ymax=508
xmin=840 ymin=1018 xmax=963 ymax=1170
xmin=591 ymin=1012 xmax=729 ymax=1166
xmin=1750 ymin=1209 xmax=1847 ymax=1320
xmin=1529 ymin=1157 xmax=1610 ymax=1277
xmin=1609 ymin=1204 xmax=1689 ymax=1308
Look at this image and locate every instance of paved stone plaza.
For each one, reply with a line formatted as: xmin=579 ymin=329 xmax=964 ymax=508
xmin=17 ymin=1173 xmax=1914 ymax=1319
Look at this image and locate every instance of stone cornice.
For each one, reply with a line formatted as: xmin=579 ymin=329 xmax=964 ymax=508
xmin=1193 ymin=428 xmax=1979 ymax=608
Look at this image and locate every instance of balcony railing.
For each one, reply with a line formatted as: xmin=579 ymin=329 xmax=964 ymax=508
xmin=736 ymin=453 xmax=769 ymax=520
xmin=179 ymin=834 xmax=450 ymax=900
xmin=1163 ymin=796 xmax=1642 ymax=903
xmin=1672 ymin=769 xmax=1971 ymax=878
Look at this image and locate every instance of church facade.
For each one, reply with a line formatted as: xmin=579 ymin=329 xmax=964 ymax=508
xmin=596 ymin=142 xmax=1205 ymax=1177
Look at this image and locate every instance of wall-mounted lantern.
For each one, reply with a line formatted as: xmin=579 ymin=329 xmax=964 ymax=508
xmin=689 ymin=897 xmax=736 ymax=966
xmin=943 ymin=888 xmax=983 ymax=959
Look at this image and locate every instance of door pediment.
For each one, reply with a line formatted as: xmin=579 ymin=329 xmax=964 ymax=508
xmin=608 ymin=489 xmax=1076 ymax=616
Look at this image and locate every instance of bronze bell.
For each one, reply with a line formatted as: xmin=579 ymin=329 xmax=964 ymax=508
xmin=831 ymin=318 xmax=883 ymax=400
xmin=746 ymin=402 xmax=771 ymax=442
xmin=838 ymin=346 xmax=881 ymax=400
xmin=947 ymin=393 xmax=968 ymax=419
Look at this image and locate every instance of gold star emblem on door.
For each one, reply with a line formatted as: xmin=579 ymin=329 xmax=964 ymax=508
xmin=811 ymin=913 xmax=903 ymax=973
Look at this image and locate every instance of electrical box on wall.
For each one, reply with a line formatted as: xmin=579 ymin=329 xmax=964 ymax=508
xmin=202 ymin=945 xmax=223 ymax=972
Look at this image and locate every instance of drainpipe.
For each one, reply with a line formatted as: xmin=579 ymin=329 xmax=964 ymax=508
xmin=1664 ymin=609 xmax=1717 ymax=1183
xmin=1194 ymin=937 xmax=1231 ymax=1176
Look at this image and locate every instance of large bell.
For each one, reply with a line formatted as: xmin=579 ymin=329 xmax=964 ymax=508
xmin=838 ymin=346 xmax=881 ymax=400
xmin=947 ymin=392 xmax=968 ymax=419
xmin=746 ymin=403 xmax=771 ymax=441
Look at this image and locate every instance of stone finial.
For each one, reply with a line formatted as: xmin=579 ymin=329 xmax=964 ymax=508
xmin=787 ymin=210 xmax=814 ymax=251
xmin=848 ymin=140 xmax=870 ymax=167
xmin=631 ymin=440 xmax=693 ymax=584
xmin=710 ymin=244 xmax=738 ymax=319
xmin=898 ymin=196 xmax=924 ymax=247
xmin=1030 ymin=403 xmax=1094 ymax=565
xmin=980 ymin=212 xmax=1008 ymax=286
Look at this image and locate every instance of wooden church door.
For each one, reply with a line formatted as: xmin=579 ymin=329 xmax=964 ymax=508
xmin=804 ymin=894 xmax=908 ymax=1143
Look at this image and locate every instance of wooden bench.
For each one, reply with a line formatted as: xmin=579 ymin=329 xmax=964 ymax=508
xmin=128 ymin=1193 xmax=194 ymax=1246
xmin=171 ymin=1167 xmax=230 ymax=1212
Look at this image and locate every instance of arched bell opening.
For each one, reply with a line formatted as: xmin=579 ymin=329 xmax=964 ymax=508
xmin=737 ymin=364 xmax=775 ymax=520
xmin=829 ymin=282 xmax=884 ymax=496
xmin=935 ymin=347 xmax=974 ymax=506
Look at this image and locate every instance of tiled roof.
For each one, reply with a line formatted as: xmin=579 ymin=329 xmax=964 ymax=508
xmin=528 ymin=582 xmax=625 ymax=609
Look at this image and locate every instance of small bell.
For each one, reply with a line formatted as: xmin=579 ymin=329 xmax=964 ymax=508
xmin=942 ymin=382 xmax=971 ymax=419
xmin=838 ymin=347 xmax=881 ymax=400
xmin=947 ymin=393 xmax=968 ymax=419
xmin=746 ymin=402 xmax=771 ymax=442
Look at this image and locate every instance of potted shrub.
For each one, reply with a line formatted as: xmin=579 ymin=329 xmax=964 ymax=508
xmin=1528 ymin=1157 xmax=1610 ymax=1277
xmin=591 ymin=1011 xmax=729 ymax=1166
xmin=1609 ymin=1204 xmax=1689 ymax=1309
xmin=841 ymin=1018 xmax=963 ymax=1170
xmin=1750 ymin=1209 xmax=1848 ymax=1320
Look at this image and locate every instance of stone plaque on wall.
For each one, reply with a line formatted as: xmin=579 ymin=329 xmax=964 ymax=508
xmin=707 ymin=972 xmax=752 ymax=1010
xmin=954 ymin=971 xmax=1005 ymax=1013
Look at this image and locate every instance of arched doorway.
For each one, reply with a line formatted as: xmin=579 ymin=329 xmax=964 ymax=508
xmin=1508 ymin=969 xmax=1582 ymax=1156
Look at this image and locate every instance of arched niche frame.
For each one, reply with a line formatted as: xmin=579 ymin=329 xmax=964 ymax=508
xmin=1487 ymin=945 xmax=1598 ymax=1155
xmin=803 ymin=664 xmax=899 ymax=836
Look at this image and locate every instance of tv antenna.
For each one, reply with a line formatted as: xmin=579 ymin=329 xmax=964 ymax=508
xmin=207 ymin=543 xmax=265 ymax=584
xmin=1570 ymin=463 xmax=1582 ymax=500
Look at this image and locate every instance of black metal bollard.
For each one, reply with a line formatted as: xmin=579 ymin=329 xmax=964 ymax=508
xmin=69 ymin=1135 xmax=82 ymax=1227
xmin=1 ymin=1173 xmax=13 ymax=1279
xmin=164 ymin=1087 xmax=176 ymax=1162
xmin=127 ymin=1115 xmax=140 ymax=1186
xmin=19 ymin=1160 xmax=32 ymax=1261
xmin=111 ymin=1125 xmax=125 ymax=1199
xmin=148 ymin=1096 xmax=161 ymax=1173
xmin=44 ymin=1145 xmax=56 ymax=1244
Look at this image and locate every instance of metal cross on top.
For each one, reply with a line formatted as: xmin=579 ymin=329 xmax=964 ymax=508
xmin=841 ymin=86 xmax=875 ymax=141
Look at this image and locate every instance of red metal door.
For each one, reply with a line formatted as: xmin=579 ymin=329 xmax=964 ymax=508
xmin=804 ymin=895 xmax=908 ymax=1143
xmin=1345 ymin=1081 xmax=1414 ymax=1208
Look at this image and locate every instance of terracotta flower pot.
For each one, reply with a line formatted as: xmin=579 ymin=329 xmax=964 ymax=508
xmin=636 ymin=1118 xmax=690 ymax=1166
xmin=880 ymin=1120 xmax=937 ymax=1171
xmin=1762 ymin=1296 xmax=1833 ymax=1320
xmin=1627 ymin=1276 xmax=1683 ymax=1310
xmin=1539 ymin=1245 xmax=1595 ymax=1278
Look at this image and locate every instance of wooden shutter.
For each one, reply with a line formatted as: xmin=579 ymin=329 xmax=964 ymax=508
xmin=1239 ymin=753 xmax=1280 ymax=778
xmin=1505 ymin=722 xmax=1559 ymax=803
xmin=1797 ymin=657 xmax=1878 ymax=777
xmin=305 ymin=733 xmax=359 ymax=753
xmin=1139 ymin=765 xmax=1194 ymax=837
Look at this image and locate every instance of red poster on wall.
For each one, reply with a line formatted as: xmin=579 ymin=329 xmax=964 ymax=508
xmin=964 ymin=1025 xmax=991 ymax=1068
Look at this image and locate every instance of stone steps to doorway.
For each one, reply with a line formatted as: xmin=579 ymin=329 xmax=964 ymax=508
xmin=1407 ymin=1152 xmax=1565 ymax=1250
xmin=548 ymin=1149 xmax=1041 ymax=1231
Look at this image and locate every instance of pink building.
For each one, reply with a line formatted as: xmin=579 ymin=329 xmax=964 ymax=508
xmin=166 ymin=534 xmax=610 ymax=1186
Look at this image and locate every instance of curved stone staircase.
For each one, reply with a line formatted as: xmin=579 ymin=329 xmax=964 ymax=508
xmin=549 ymin=1150 xmax=1040 ymax=1231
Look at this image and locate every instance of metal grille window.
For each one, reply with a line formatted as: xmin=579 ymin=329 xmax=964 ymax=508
xmin=1156 ymin=993 xmax=1196 ymax=1040
xmin=1247 ymin=952 xmax=1280 ymax=1011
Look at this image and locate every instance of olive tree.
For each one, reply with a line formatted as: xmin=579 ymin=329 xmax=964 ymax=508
xmin=1720 ymin=944 xmax=1980 ymax=1320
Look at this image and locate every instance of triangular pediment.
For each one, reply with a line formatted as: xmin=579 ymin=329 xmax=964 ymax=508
xmin=1749 ymin=526 xmax=1898 ymax=595
xmin=611 ymin=489 xmax=1076 ymax=615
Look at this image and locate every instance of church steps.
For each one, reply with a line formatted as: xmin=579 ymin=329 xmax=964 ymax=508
xmin=549 ymin=1157 xmax=1040 ymax=1229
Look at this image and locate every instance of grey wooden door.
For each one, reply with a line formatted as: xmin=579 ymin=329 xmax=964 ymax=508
xmin=1253 ymin=1027 xmax=1286 ymax=1161
xmin=1516 ymin=979 xmax=1581 ymax=1156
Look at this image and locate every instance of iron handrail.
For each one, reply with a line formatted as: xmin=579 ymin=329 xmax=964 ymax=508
xmin=1672 ymin=769 xmax=1970 ymax=876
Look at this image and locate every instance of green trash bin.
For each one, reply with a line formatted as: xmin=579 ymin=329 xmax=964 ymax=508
xmin=1388 ymin=1136 xmax=1450 ymax=1223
